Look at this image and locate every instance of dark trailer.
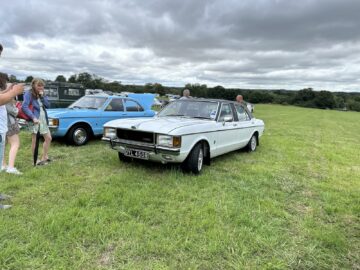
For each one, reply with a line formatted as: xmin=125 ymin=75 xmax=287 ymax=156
xmin=44 ymin=81 xmax=85 ymax=108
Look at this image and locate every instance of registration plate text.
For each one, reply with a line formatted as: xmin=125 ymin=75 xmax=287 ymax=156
xmin=124 ymin=149 xmax=149 ymax=160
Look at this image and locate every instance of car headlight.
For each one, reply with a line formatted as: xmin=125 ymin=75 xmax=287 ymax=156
xmin=103 ymin=127 xmax=117 ymax=139
xmin=157 ymin=134 xmax=181 ymax=148
xmin=48 ymin=118 xmax=59 ymax=127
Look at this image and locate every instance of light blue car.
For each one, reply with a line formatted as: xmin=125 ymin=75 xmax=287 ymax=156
xmin=47 ymin=93 xmax=156 ymax=146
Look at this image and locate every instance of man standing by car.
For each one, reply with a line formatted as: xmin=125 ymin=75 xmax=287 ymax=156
xmin=180 ymin=89 xmax=192 ymax=99
xmin=236 ymin=95 xmax=246 ymax=105
xmin=236 ymin=94 xmax=253 ymax=112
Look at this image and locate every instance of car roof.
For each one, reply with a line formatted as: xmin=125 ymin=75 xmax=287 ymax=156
xmin=85 ymin=94 xmax=127 ymax=99
xmin=174 ymin=98 xmax=239 ymax=104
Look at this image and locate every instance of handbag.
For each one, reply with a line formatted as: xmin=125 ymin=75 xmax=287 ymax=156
xmin=16 ymin=101 xmax=33 ymax=121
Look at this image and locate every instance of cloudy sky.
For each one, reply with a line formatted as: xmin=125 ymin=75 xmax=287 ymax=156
xmin=1 ymin=0 xmax=360 ymax=92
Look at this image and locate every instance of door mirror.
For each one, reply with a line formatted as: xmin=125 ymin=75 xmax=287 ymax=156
xmin=223 ymin=115 xmax=233 ymax=125
xmin=223 ymin=116 xmax=233 ymax=122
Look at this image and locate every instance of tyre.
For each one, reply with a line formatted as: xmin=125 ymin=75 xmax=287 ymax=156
xmin=66 ymin=125 xmax=90 ymax=146
xmin=247 ymin=134 xmax=257 ymax=152
xmin=118 ymin=152 xmax=132 ymax=162
xmin=183 ymin=143 xmax=204 ymax=174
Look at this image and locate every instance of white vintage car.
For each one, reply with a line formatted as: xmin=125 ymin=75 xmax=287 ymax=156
xmin=102 ymin=99 xmax=265 ymax=174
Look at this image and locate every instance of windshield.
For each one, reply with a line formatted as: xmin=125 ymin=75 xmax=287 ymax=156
xmin=68 ymin=96 xmax=107 ymax=109
xmin=158 ymin=100 xmax=219 ymax=120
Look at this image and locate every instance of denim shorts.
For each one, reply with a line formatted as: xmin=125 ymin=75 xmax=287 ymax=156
xmin=0 ymin=133 xmax=5 ymax=166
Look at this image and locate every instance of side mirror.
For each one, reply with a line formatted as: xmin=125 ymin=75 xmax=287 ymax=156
xmin=224 ymin=115 xmax=232 ymax=122
xmin=223 ymin=116 xmax=233 ymax=122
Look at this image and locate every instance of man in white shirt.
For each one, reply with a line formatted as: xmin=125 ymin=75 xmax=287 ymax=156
xmin=180 ymin=89 xmax=191 ymax=99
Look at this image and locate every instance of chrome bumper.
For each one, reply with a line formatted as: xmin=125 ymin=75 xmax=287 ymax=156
xmin=102 ymin=137 xmax=186 ymax=163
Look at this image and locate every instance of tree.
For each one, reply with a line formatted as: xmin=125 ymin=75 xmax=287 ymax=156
xmin=153 ymin=83 xmax=165 ymax=96
xmin=77 ymin=72 xmax=93 ymax=87
xmin=314 ymin=91 xmax=336 ymax=109
xmin=184 ymin=83 xmax=208 ymax=98
xmin=91 ymin=76 xmax=105 ymax=89
xmin=68 ymin=74 xmax=77 ymax=83
xmin=9 ymin=75 xmax=17 ymax=83
xmin=144 ymin=83 xmax=153 ymax=92
xmin=348 ymin=100 xmax=360 ymax=112
xmin=208 ymin=85 xmax=225 ymax=99
xmin=55 ymin=75 xmax=67 ymax=82
xmin=106 ymin=81 xmax=123 ymax=93
xmin=25 ymin=76 xmax=34 ymax=83
xmin=249 ymin=91 xmax=274 ymax=103
xmin=293 ymin=88 xmax=316 ymax=103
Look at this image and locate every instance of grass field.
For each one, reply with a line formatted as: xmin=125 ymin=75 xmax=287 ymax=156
xmin=1 ymin=104 xmax=359 ymax=269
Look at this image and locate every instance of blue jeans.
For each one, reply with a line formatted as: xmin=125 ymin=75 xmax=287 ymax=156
xmin=0 ymin=133 xmax=5 ymax=167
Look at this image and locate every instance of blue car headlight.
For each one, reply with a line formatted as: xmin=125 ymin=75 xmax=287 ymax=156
xmin=48 ymin=118 xmax=59 ymax=127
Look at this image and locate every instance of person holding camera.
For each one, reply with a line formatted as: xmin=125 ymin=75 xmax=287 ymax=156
xmin=1 ymin=73 xmax=23 ymax=174
xmin=0 ymin=74 xmax=22 ymax=175
xmin=22 ymin=78 xmax=52 ymax=165
xmin=0 ymin=43 xmax=25 ymax=209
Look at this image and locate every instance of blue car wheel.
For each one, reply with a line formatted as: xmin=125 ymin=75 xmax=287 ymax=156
xmin=66 ymin=125 xmax=91 ymax=146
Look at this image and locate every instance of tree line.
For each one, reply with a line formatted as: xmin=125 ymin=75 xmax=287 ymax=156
xmin=11 ymin=72 xmax=360 ymax=112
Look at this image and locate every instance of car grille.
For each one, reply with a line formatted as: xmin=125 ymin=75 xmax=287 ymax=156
xmin=116 ymin=129 xmax=154 ymax=144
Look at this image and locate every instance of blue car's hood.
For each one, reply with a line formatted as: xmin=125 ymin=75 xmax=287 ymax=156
xmin=47 ymin=108 xmax=100 ymax=118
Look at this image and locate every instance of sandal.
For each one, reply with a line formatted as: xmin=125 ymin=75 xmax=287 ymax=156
xmin=36 ymin=160 xmax=48 ymax=166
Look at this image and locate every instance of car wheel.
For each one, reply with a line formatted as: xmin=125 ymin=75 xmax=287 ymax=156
xmin=183 ymin=143 xmax=204 ymax=174
xmin=118 ymin=152 xmax=132 ymax=162
xmin=67 ymin=125 xmax=90 ymax=146
xmin=247 ymin=134 xmax=257 ymax=152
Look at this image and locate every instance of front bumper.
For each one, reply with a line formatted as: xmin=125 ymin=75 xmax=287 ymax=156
xmin=102 ymin=137 xmax=188 ymax=163
xmin=49 ymin=126 xmax=70 ymax=138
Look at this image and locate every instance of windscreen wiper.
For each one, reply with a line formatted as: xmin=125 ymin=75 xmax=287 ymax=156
xmin=165 ymin=114 xmax=185 ymax=117
xmin=192 ymin=116 xmax=211 ymax=120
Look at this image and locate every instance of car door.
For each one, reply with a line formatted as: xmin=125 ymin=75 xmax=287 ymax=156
xmin=98 ymin=98 xmax=126 ymax=134
xmin=234 ymin=103 xmax=254 ymax=148
xmin=213 ymin=103 xmax=239 ymax=156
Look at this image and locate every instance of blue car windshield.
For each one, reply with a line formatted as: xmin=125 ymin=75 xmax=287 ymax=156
xmin=69 ymin=96 xmax=107 ymax=109
xmin=158 ymin=100 xmax=219 ymax=120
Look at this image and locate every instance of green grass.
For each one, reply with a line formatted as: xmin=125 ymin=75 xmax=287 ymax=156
xmin=1 ymin=104 xmax=359 ymax=269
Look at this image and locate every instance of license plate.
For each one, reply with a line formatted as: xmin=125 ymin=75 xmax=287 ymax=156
xmin=124 ymin=148 xmax=149 ymax=160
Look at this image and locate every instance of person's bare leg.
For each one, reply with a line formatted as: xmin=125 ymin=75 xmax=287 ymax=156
xmin=41 ymin=132 xmax=52 ymax=161
xmin=7 ymin=134 xmax=20 ymax=169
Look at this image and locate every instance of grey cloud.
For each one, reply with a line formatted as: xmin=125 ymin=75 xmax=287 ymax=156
xmin=1 ymin=0 xmax=360 ymax=91
xmin=28 ymin=42 xmax=45 ymax=50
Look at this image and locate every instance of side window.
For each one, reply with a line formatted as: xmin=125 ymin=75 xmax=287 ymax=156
xmin=124 ymin=99 xmax=144 ymax=112
xmin=218 ymin=104 xmax=233 ymax=122
xmin=235 ymin=104 xmax=250 ymax=121
xmin=105 ymin=99 xmax=124 ymax=111
xmin=44 ymin=88 xmax=58 ymax=99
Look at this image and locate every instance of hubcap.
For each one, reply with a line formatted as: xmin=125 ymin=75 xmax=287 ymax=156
xmin=74 ymin=128 xmax=87 ymax=144
xmin=251 ymin=136 xmax=256 ymax=151
xmin=197 ymin=148 xmax=204 ymax=171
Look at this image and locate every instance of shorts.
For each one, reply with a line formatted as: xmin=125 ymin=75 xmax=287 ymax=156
xmin=7 ymin=123 xmax=20 ymax=137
